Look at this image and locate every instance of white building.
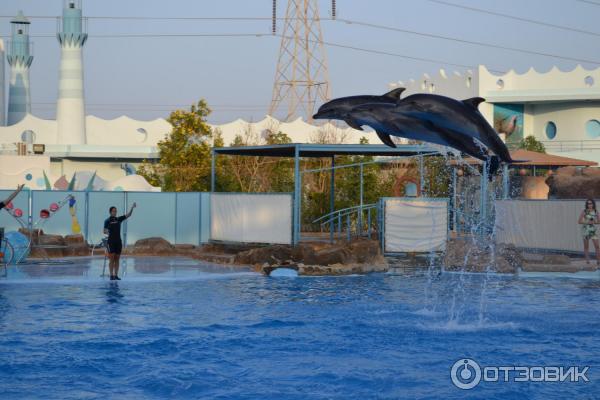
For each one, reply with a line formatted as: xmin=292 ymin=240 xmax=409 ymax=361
xmin=390 ymin=65 xmax=600 ymax=163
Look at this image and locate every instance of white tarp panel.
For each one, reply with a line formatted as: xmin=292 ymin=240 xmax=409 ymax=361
xmin=210 ymin=193 xmax=292 ymax=244
xmin=495 ymin=200 xmax=586 ymax=252
xmin=384 ymin=199 xmax=448 ymax=253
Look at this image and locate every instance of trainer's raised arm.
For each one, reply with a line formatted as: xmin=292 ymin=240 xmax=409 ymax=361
xmin=126 ymin=202 xmax=137 ymax=218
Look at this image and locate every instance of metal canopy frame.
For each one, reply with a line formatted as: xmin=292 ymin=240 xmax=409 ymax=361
xmin=210 ymin=143 xmax=444 ymax=245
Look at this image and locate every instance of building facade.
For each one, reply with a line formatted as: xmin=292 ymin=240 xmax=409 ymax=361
xmin=390 ymin=65 xmax=600 ymax=163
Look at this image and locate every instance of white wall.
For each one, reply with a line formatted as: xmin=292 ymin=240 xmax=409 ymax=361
xmin=210 ymin=193 xmax=292 ymax=244
xmin=495 ymin=200 xmax=590 ymax=253
xmin=530 ymin=102 xmax=600 ymax=142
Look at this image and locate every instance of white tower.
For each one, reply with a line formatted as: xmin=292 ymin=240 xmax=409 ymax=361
xmin=7 ymin=11 xmax=33 ymax=126
xmin=56 ymin=0 xmax=88 ymax=144
xmin=0 ymin=39 xmax=6 ymax=126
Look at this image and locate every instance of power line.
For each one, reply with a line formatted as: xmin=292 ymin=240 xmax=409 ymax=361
xmin=427 ymin=0 xmax=600 ymax=38
xmin=0 ymin=15 xmax=332 ymax=21
xmin=574 ymin=0 xmax=600 ymax=5
xmin=337 ymin=18 xmax=600 ymax=65
xmin=274 ymin=34 xmax=506 ymax=73
xmin=2 ymin=30 xmax=507 ymax=73
xmin=1 ymin=33 xmax=267 ymax=39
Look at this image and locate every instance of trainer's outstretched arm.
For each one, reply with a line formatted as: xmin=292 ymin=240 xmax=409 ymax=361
xmin=126 ymin=202 xmax=137 ymax=218
xmin=3 ymin=184 xmax=24 ymax=205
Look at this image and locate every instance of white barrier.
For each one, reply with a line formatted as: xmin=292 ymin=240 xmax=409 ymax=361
xmin=383 ymin=198 xmax=448 ymax=253
xmin=210 ymin=193 xmax=293 ymax=244
xmin=495 ymin=200 xmax=589 ymax=252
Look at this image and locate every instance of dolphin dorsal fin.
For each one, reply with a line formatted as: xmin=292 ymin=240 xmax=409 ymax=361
xmin=383 ymin=87 xmax=406 ymax=100
xmin=462 ymin=97 xmax=485 ymax=109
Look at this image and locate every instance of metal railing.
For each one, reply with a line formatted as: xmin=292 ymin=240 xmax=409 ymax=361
xmin=312 ymin=203 xmax=379 ymax=242
xmin=535 ymin=140 xmax=600 ymax=152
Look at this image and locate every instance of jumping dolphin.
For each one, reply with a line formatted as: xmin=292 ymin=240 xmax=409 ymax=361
xmin=392 ymin=94 xmax=513 ymax=164
xmin=349 ymin=102 xmax=501 ymax=174
xmin=312 ymin=88 xmax=406 ymax=147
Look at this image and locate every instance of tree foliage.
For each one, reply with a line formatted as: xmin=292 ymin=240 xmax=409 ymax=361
xmin=138 ymin=100 xmax=213 ymax=191
xmin=518 ymin=135 xmax=546 ymax=153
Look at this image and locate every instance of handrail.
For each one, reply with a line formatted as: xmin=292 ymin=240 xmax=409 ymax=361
xmin=312 ymin=203 xmax=377 ymax=224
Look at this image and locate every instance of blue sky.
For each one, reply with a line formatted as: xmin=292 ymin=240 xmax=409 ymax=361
xmin=1 ymin=0 xmax=599 ymax=123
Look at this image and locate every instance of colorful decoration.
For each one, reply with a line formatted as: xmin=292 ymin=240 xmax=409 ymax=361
xmin=68 ymin=196 xmax=81 ymax=234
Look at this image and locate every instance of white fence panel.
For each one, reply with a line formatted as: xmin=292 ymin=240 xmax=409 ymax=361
xmin=384 ymin=198 xmax=448 ymax=253
xmin=495 ymin=200 xmax=586 ymax=252
xmin=210 ymin=193 xmax=292 ymax=244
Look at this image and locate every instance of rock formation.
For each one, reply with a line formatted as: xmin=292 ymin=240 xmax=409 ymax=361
xmin=546 ymin=167 xmax=600 ymax=199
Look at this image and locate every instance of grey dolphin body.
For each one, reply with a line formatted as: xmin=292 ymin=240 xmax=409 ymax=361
xmin=349 ymin=103 xmax=491 ymax=163
xmin=312 ymin=88 xmax=406 ymax=147
xmin=393 ymin=93 xmax=513 ymax=163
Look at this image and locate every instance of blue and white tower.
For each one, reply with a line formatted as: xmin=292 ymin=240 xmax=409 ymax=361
xmin=56 ymin=0 xmax=88 ymax=144
xmin=7 ymin=11 xmax=33 ymax=126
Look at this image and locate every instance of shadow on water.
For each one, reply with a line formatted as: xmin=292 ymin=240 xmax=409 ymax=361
xmin=105 ymin=282 xmax=124 ymax=304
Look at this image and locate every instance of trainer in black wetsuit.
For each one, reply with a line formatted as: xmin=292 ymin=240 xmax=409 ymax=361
xmin=104 ymin=214 xmax=126 ymax=254
xmin=103 ymin=203 xmax=136 ymax=280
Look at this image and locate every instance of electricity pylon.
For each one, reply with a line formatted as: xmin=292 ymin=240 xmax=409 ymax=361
xmin=269 ymin=0 xmax=331 ymax=122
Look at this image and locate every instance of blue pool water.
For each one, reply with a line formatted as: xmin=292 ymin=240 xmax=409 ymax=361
xmin=0 ymin=257 xmax=599 ymax=399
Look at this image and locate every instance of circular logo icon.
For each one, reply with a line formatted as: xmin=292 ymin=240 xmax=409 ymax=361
xmin=451 ymin=358 xmax=482 ymax=390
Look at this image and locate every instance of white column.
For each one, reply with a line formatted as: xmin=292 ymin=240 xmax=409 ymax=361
xmin=56 ymin=42 xmax=86 ymax=144
xmin=0 ymin=39 xmax=5 ymax=126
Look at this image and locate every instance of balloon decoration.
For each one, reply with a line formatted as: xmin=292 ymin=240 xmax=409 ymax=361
xmin=5 ymin=202 xmax=13 ymax=210
xmin=40 ymin=209 xmax=50 ymax=219
xmin=14 ymin=208 xmax=23 ymax=218
xmin=49 ymin=203 xmax=59 ymax=212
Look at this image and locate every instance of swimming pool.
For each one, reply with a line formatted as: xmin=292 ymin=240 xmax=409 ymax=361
xmin=0 ymin=257 xmax=598 ymax=399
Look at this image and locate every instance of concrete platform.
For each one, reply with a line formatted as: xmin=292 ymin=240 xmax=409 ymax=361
xmin=0 ymin=256 xmax=255 ymax=283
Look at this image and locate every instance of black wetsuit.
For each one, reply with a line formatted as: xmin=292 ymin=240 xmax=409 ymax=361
xmin=104 ymin=215 xmax=127 ymax=254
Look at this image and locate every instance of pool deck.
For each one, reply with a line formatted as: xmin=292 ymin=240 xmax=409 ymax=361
xmin=0 ymin=256 xmax=255 ymax=283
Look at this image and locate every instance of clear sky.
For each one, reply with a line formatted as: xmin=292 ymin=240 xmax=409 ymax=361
xmin=1 ymin=0 xmax=599 ymax=124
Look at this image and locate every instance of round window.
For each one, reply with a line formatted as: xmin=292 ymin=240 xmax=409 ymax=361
xmin=545 ymin=121 xmax=557 ymax=140
xmin=585 ymin=119 xmax=600 ymax=139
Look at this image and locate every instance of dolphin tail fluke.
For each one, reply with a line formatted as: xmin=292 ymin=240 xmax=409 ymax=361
xmin=375 ymin=130 xmax=397 ymax=148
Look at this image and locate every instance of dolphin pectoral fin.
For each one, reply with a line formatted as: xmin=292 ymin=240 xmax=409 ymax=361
xmin=462 ymin=97 xmax=486 ymax=109
xmin=383 ymin=87 xmax=406 ymax=100
xmin=375 ymin=130 xmax=397 ymax=148
xmin=345 ymin=118 xmax=364 ymax=131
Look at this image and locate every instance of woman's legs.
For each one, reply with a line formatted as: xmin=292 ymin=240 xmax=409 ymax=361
xmin=583 ymin=239 xmax=590 ymax=263
xmin=592 ymin=239 xmax=600 ymax=265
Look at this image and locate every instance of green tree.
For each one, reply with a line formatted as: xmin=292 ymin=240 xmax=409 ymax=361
xmin=138 ymin=100 xmax=213 ymax=191
xmin=518 ymin=135 xmax=546 ymax=153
